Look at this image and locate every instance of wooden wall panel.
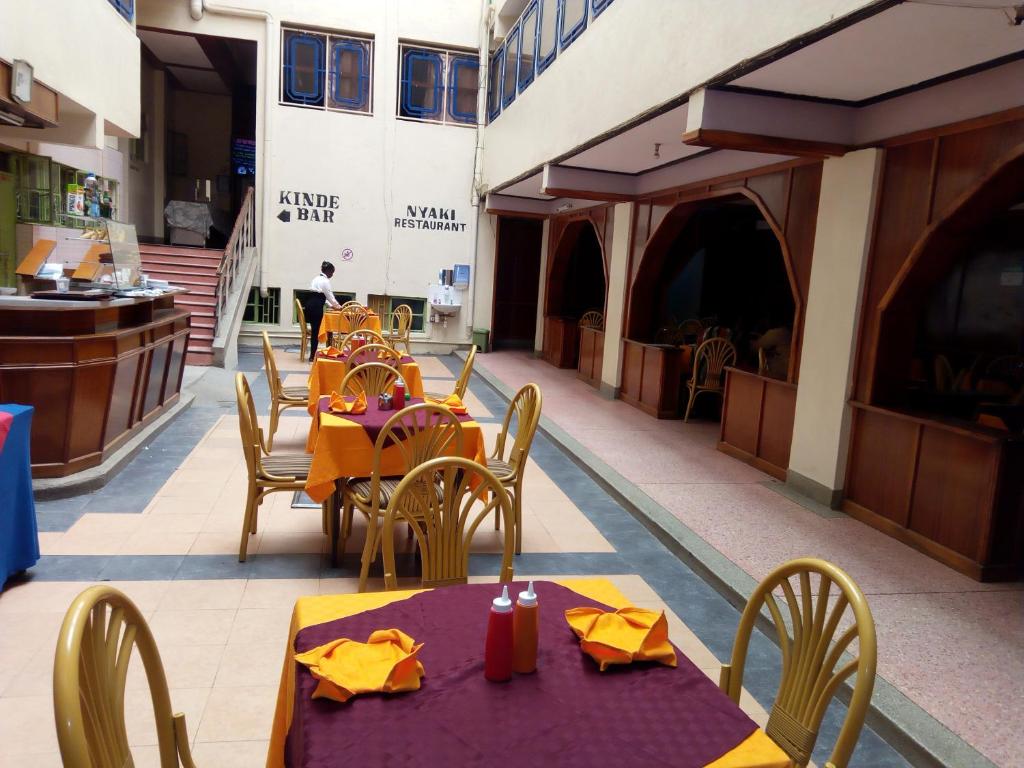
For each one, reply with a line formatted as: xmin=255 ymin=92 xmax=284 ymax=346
xmin=720 ymin=372 xmax=761 ymax=455
xmin=577 ymin=327 xmax=604 ymax=389
xmin=845 ymin=407 xmax=918 ymax=527
xmin=746 ymin=172 xmax=789 ymax=227
xmin=105 ymin=353 xmax=141 ymax=443
xmin=620 ymin=340 xmax=644 ymax=404
xmin=718 ymin=369 xmax=796 ymax=480
xmin=930 ymin=121 xmax=1024 ymax=217
xmin=759 ymin=382 xmax=797 ymax=470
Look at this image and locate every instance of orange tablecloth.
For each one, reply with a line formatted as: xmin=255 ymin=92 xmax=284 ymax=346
xmin=318 ymin=310 xmax=383 ymax=342
xmin=304 ymin=402 xmax=487 ymax=503
xmin=266 ymin=578 xmax=790 ymax=768
xmin=306 ymin=355 xmax=424 ymax=415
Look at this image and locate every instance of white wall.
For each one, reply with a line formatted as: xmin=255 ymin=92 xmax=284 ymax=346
xmin=138 ymin=0 xmax=484 ymax=343
xmin=0 ymin=0 xmax=140 ymax=142
xmin=599 ymin=202 xmax=630 ymax=394
xmin=482 ymin=0 xmax=875 ymax=189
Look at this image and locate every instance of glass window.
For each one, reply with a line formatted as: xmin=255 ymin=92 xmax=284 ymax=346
xmin=389 ymin=296 xmax=426 ymax=332
xmin=487 ymin=46 xmax=504 ymax=121
xmin=12 ymin=154 xmax=52 ymax=224
xmin=243 ymin=287 xmax=281 ymax=324
xmin=107 ymin=0 xmax=133 ymax=22
xmin=559 ymin=0 xmax=588 ymax=49
xmin=537 ymin=0 xmax=559 ymax=73
xmin=502 ymin=26 xmax=520 ymax=108
xmin=592 ymin=0 xmax=614 ymax=17
xmin=329 ymin=38 xmax=372 ymax=112
xmin=282 ymin=31 xmax=326 ymax=107
xmin=400 ymin=50 xmax=443 ymax=119
xmin=448 ymin=57 xmax=479 ymax=124
xmin=519 ymin=1 xmax=539 ymax=91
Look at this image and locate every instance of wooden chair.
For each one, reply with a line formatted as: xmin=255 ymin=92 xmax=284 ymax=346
xmin=382 ymin=457 xmax=514 ymax=590
xmin=720 ymin=558 xmax=876 ymax=768
xmin=578 ymin=310 xmax=604 ymax=330
xmin=53 ymin=585 xmax=200 ymax=768
xmin=680 ymin=318 xmax=703 ymax=344
xmin=338 ymin=328 xmax=390 ymax=351
xmin=235 ymin=373 xmax=329 ymax=562
xmin=489 ymin=383 xmax=542 ymax=554
xmin=294 ymin=298 xmax=310 ymax=361
xmin=340 ymin=404 xmax=465 ymax=590
xmin=262 ymin=331 xmax=309 ymax=451
xmin=339 ymin=362 xmax=400 ymax=399
xmin=344 ymin=343 xmax=404 ymax=372
xmin=426 ymin=345 xmax=476 ymax=400
xmin=683 ymin=337 xmax=736 ymax=422
xmin=384 ymin=303 xmax=414 ymax=354
xmin=933 ymin=354 xmax=955 ymax=392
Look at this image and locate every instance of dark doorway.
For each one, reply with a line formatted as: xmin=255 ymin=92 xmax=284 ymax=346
xmin=492 ymin=216 xmax=543 ymax=350
xmin=546 ymin=220 xmax=605 ymax=320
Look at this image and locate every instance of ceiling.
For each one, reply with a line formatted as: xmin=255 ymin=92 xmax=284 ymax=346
xmin=138 ymin=28 xmax=257 ymax=96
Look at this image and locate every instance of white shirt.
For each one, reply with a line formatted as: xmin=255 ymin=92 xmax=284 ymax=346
xmin=311 ymin=273 xmax=341 ymax=309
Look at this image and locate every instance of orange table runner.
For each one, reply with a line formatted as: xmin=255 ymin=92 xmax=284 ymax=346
xmin=307 ymin=355 xmax=424 ymax=415
xmin=266 ymin=578 xmax=789 ymax=768
xmin=319 ymin=310 xmax=383 ymax=342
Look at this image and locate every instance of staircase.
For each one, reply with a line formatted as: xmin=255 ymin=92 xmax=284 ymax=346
xmin=139 ymin=244 xmax=222 ymax=365
xmin=139 ymin=189 xmax=257 ymax=367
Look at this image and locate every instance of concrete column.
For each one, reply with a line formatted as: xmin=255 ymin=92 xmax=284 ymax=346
xmin=599 ymin=202 xmax=632 ymax=397
xmin=471 ymin=209 xmax=497 ymax=339
xmin=533 ymin=218 xmax=551 ymax=354
xmin=788 ymin=148 xmax=882 ymax=507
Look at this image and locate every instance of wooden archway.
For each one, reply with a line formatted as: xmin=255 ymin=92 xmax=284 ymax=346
xmin=628 ymin=186 xmax=803 ymax=382
xmin=545 ymin=217 xmax=607 ymax=318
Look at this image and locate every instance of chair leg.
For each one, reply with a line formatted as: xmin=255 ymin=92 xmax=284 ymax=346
xmin=238 ymin=483 xmax=257 ymax=562
xmin=337 ymin=496 xmax=352 ymax=566
xmin=684 ymin=387 xmax=697 ymax=422
xmin=358 ymin=515 xmax=378 ymax=592
xmin=513 ymin=486 xmax=523 ymax=556
xmin=267 ymin=402 xmax=281 ymax=452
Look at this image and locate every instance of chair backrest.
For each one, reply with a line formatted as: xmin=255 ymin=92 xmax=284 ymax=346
xmin=294 ymin=297 xmax=306 ymax=327
xmin=680 ymin=318 xmax=703 ymax=342
xmin=339 ymin=329 xmax=389 ymax=351
xmin=340 ymin=362 xmax=399 ymax=398
xmin=345 ymin=343 xmax=403 ymax=372
xmin=341 ymin=304 xmax=369 ymax=330
xmin=382 ymin=456 xmax=514 ymax=589
xmin=578 ymin=310 xmax=604 ymax=330
xmin=691 ymin=337 xmax=736 ymax=389
xmin=390 ymin=303 xmax=413 ymax=336
xmin=721 ymin=558 xmax=876 ymax=768
xmin=454 ymin=345 xmax=476 ymax=399
xmin=235 ymin=372 xmax=265 ymax=475
xmin=261 ymin=330 xmax=283 ymax=399
xmin=933 ymin=354 xmax=954 ymax=392
xmin=53 ymin=585 xmax=193 ymax=768
xmin=339 ymin=300 xmax=362 ymax=312
xmin=493 ymin=383 xmax=542 ymax=478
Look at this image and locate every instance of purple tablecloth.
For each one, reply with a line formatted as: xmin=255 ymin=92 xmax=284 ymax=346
xmin=285 ymin=582 xmax=758 ymax=768
xmin=318 ymin=396 xmax=473 ymax=448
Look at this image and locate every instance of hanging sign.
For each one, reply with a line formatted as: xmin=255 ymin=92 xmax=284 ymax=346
xmin=394 ymin=205 xmax=468 ymax=232
xmin=277 ymin=190 xmax=340 ymax=224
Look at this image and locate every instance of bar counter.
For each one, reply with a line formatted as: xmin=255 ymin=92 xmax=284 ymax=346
xmin=0 ymin=291 xmax=191 ymax=478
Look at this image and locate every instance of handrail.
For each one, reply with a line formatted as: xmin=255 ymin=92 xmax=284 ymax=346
xmin=214 ymin=187 xmax=256 ymax=336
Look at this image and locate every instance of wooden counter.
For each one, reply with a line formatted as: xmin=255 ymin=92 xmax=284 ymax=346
xmin=843 ymin=401 xmax=1023 ymax=581
xmin=542 ymin=316 xmax=581 ymax=369
xmin=619 ymin=339 xmax=685 ymax=418
xmin=0 ymin=292 xmax=191 ymax=478
xmin=717 ymin=367 xmax=797 ymax=480
xmin=577 ymin=325 xmax=604 ymax=389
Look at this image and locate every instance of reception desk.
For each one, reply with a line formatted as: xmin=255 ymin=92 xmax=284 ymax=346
xmin=0 ymin=292 xmax=191 ymax=478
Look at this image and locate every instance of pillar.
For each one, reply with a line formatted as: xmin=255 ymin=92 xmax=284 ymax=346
xmin=533 ymin=218 xmax=551 ymax=355
xmin=788 ymin=148 xmax=882 ymax=506
xmin=598 ymin=202 xmax=632 ymax=397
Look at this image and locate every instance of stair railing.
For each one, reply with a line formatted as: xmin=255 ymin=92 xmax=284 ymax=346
xmin=215 ymin=187 xmax=256 ymax=334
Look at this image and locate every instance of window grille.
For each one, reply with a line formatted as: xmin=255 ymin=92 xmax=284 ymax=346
xmin=399 ymin=44 xmax=478 ymax=126
xmin=518 ymin=1 xmax=539 ymax=92
xmin=244 ymin=287 xmax=281 ymax=324
xmin=281 ymin=28 xmax=374 ymax=114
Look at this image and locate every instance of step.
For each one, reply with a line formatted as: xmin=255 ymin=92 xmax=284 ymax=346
xmin=142 ymin=266 xmax=219 ymax=281
xmin=191 ymin=316 xmax=216 ymax=330
xmin=162 ymin=279 xmax=217 ymax=294
xmin=186 ymin=349 xmax=214 ymax=366
xmin=139 ymin=244 xmax=224 ymax=258
xmin=190 ymin=331 xmax=214 ymax=344
xmin=177 ymin=295 xmax=217 ymax=309
xmin=141 ymin=253 xmax=224 ymax=269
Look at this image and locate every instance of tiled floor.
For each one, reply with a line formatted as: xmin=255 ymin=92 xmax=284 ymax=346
xmin=1 ymin=350 xmax=912 ymax=767
xmin=476 ymin=349 xmax=1024 ymax=768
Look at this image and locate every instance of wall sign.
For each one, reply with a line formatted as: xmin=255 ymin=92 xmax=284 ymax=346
xmin=394 ymin=205 xmax=468 ymax=232
xmin=277 ymin=190 xmax=340 ymax=223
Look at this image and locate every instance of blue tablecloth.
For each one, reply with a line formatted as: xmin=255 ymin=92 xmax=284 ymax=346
xmin=0 ymin=405 xmax=39 ymax=586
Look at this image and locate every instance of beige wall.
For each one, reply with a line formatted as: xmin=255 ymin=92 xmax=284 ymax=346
xmin=599 ymin=202 xmax=631 ymax=393
xmin=167 ymin=90 xmax=233 ymax=216
xmin=788 ymin=148 xmax=882 ymax=499
xmin=533 ymin=218 xmax=551 ymax=352
xmin=126 ymin=61 xmax=166 ymax=239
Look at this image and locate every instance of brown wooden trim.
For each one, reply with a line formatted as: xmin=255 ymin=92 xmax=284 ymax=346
xmin=639 ymin=157 xmax=818 ymax=203
xmin=867 ymin=105 xmax=1024 ymax=149
xmin=717 ymin=441 xmax=788 ymax=481
xmin=0 ymin=59 xmax=60 ymax=127
xmin=483 ymin=207 xmax=547 ymax=219
xmin=682 ymin=128 xmax=848 ymax=158
xmin=541 ymin=186 xmax=633 ymax=203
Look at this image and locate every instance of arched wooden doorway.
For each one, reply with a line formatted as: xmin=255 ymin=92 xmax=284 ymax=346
xmin=542 ymin=217 xmax=607 ymax=370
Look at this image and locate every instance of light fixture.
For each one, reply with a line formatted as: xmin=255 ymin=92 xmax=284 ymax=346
xmin=556 ymin=202 xmax=574 ymax=212
xmin=653 ymin=142 xmax=662 ymax=159
xmin=0 ymin=109 xmax=26 ymax=127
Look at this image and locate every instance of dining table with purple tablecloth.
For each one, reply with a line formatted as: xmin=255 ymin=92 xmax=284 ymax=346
xmin=266 ymin=579 xmax=790 ymax=768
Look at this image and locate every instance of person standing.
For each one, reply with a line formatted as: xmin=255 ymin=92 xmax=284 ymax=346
xmin=305 ymin=260 xmax=342 ymax=362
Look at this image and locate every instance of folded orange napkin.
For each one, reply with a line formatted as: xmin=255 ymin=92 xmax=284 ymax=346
xmin=564 ymin=607 xmax=677 ymax=672
xmin=294 ymin=629 xmax=425 ymax=703
xmin=425 ymin=394 xmax=468 ymax=415
xmin=322 ymin=346 xmax=343 ymax=358
xmin=329 ymin=391 xmax=367 ymax=414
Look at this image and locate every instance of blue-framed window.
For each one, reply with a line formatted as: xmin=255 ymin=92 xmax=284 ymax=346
xmin=518 ymin=1 xmax=539 ymax=92
xmin=592 ymin=0 xmax=614 ymax=17
xmin=329 ymin=39 xmax=371 ymax=112
xmin=108 ymin=0 xmax=133 ymax=22
xmin=487 ymin=46 xmax=504 ymax=122
xmin=502 ymin=25 xmax=520 ymax=109
xmin=536 ymin=0 xmax=559 ymax=74
xmin=448 ymin=57 xmax=480 ymax=124
xmin=559 ymin=0 xmax=588 ymax=49
xmin=399 ymin=44 xmax=478 ymax=126
xmin=281 ymin=28 xmax=374 ymax=114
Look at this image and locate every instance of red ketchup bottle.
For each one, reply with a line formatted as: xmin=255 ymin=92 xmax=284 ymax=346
xmin=393 ymin=376 xmax=405 ymax=406
xmin=484 ymin=585 xmax=514 ymax=682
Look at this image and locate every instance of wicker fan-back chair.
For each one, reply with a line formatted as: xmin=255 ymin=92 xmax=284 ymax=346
xmin=344 ymin=343 xmax=404 ymax=372
xmin=385 ymin=303 xmax=414 ymax=354
xmin=683 ymin=337 xmax=737 ymax=422
xmin=425 ymin=345 xmax=476 ymax=401
xmin=680 ymin=318 xmax=703 ymax=344
xmin=341 ymin=303 xmax=369 ymax=331
xmin=340 ymin=404 xmax=466 ymax=590
xmin=489 ymin=383 xmax=542 ymax=554
xmin=295 ymin=298 xmax=310 ymax=361
xmin=53 ymin=586 xmax=200 ymax=768
xmin=339 ymin=362 xmax=400 ymax=399
xmin=338 ymin=300 xmax=363 ymax=312
xmin=235 ymin=373 xmax=326 ymax=561
xmin=720 ymin=558 xmax=877 ymax=768
xmin=338 ymin=328 xmax=390 ymax=352
xmin=383 ymin=457 xmax=514 ymax=590
xmin=262 ymin=331 xmax=309 ymax=450
xmin=578 ymin=310 xmax=604 ymax=330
